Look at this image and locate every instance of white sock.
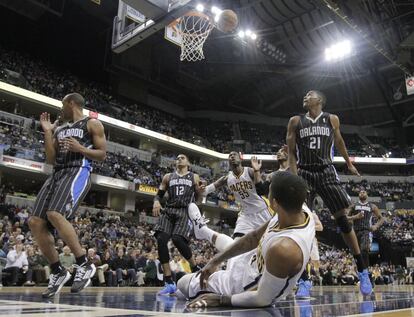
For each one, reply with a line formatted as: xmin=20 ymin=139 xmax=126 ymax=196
xmin=214 ymin=234 xmax=234 ymax=252
xmin=197 ymin=226 xmax=215 ymax=242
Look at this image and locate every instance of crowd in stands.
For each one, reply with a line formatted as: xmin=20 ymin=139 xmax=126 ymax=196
xmin=1 ymin=45 xmax=412 ymax=157
xmin=318 ymin=207 xmax=414 ymax=248
xmin=0 ymin=46 xmax=232 ymax=153
xmin=1 ymin=202 xmax=413 ymax=288
xmin=0 ymin=204 xmax=216 ymax=287
xmin=343 ymin=180 xmax=414 ymax=201
xmin=311 ymin=243 xmax=414 ymax=286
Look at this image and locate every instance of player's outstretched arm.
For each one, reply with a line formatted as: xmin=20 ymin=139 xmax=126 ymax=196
xmin=201 ymin=175 xmax=228 ymax=196
xmin=330 ymin=115 xmax=360 ymax=176
xmin=287 ymin=116 xmax=300 ymax=175
xmin=198 ymin=220 xmax=270 ymax=289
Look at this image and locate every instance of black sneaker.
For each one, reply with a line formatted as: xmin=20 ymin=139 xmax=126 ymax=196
xmin=42 ymin=269 xmax=71 ymax=298
xmin=71 ymin=263 xmax=96 ymax=293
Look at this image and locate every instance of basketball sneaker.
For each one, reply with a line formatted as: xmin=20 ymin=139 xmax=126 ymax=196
xmin=71 ymin=262 xmax=96 ymax=293
xmin=158 ymin=282 xmax=177 ymax=295
xmin=296 ymin=279 xmax=312 ymax=298
xmin=188 ymin=203 xmax=210 ymax=240
xmin=42 ymin=269 xmax=71 ymax=298
xmin=358 ymin=269 xmax=373 ymax=295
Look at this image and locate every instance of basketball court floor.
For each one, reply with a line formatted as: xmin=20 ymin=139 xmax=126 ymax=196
xmin=0 ymin=285 xmax=413 ymax=317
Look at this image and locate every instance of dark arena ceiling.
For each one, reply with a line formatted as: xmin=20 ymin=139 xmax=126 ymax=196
xmin=0 ymin=0 xmax=413 ymax=128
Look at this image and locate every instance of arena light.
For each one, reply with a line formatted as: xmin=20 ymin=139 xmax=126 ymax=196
xmin=325 ymin=40 xmax=352 ymax=62
xmin=250 ymin=33 xmax=257 ymax=40
xmin=196 ymin=4 xmax=204 ymax=12
xmin=238 ymin=31 xmax=245 ymax=38
xmin=211 ymin=6 xmax=222 ymax=15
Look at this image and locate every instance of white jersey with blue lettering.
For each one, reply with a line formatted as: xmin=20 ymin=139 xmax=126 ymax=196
xmin=227 ymin=167 xmax=268 ymax=215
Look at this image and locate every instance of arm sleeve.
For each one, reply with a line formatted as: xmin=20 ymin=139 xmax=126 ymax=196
xmin=255 ymin=181 xmax=270 ymax=196
xmin=230 ymin=268 xmax=289 ymax=307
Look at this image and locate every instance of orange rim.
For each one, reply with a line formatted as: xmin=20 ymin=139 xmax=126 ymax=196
xmin=167 ymin=10 xmax=211 ymax=28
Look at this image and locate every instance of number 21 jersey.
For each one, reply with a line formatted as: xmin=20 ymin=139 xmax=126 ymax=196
xmin=295 ymin=112 xmax=335 ymax=168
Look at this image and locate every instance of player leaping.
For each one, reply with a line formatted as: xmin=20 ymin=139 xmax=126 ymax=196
xmin=286 ymin=90 xmax=372 ymax=295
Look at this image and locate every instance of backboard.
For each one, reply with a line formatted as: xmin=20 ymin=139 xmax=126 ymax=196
xmin=112 ymin=0 xmax=196 ymax=53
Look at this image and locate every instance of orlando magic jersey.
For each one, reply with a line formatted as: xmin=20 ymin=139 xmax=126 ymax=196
xmin=295 ymin=112 xmax=335 ymax=168
xmin=352 ymin=201 xmax=374 ymax=231
xmin=54 ymin=117 xmax=93 ymax=170
xmin=166 ymin=171 xmax=196 ymax=208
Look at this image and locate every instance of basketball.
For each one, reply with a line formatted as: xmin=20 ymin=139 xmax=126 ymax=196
xmin=217 ymin=10 xmax=238 ymax=33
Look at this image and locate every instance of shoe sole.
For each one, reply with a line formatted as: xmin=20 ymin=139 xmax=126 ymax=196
xmin=71 ymin=265 xmax=97 ymax=293
xmin=42 ymin=271 xmax=71 ymax=298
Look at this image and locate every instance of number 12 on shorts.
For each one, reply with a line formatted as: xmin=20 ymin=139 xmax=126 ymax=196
xmin=310 ymin=136 xmax=321 ymax=149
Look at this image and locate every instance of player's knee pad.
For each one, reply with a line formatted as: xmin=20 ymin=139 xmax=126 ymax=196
xmin=156 ymin=232 xmax=170 ymax=264
xmin=177 ymin=273 xmax=195 ymax=299
xmin=156 ymin=231 xmax=170 ymax=246
xmin=171 ymin=234 xmax=192 ymax=260
xmin=335 ymin=215 xmax=352 ymax=234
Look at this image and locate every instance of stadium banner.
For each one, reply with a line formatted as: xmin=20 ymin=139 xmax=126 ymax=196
xmin=137 ymin=184 xmax=158 ymax=195
xmin=92 ymin=174 xmax=132 ymax=190
xmin=406 ymin=76 xmax=414 ymax=96
xmin=0 ymin=81 xmax=409 ymax=164
xmin=407 ymin=257 xmax=414 ymax=268
xmin=0 ymin=155 xmax=52 ymax=174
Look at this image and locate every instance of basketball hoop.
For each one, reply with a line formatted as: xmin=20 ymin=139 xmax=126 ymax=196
xmin=175 ymin=11 xmax=214 ymax=62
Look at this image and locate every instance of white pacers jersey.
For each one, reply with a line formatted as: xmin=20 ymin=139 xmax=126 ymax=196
xmin=227 ymin=167 xmax=268 ymax=215
xmin=242 ymin=205 xmax=315 ymax=295
xmin=185 ymin=205 xmax=316 ymax=300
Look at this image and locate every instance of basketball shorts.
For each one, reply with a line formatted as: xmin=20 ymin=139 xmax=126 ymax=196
xmin=32 ymin=167 xmax=91 ymax=220
xmin=310 ymin=238 xmax=320 ymax=261
xmin=182 ymin=250 xmax=258 ymax=299
xmin=154 ymin=207 xmax=192 ymax=239
xmin=355 ymin=230 xmax=371 ymax=252
xmin=299 ymin=165 xmax=351 ymax=214
xmin=233 ymin=208 xmax=273 ymax=238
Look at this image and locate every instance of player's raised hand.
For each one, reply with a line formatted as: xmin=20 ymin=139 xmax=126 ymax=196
xmin=39 ymin=112 xmax=55 ymax=132
xmin=251 ymin=156 xmax=262 ymax=171
xmin=347 ymin=163 xmax=360 ymax=176
xmin=152 ymin=200 xmax=161 ymax=217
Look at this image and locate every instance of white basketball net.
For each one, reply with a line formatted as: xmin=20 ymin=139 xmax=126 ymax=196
xmin=177 ymin=13 xmax=214 ymax=62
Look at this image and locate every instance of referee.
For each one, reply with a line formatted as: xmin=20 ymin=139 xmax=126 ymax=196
xmin=287 ymin=90 xmax=372 ymax=295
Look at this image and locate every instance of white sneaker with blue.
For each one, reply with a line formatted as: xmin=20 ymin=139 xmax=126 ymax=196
xmin=358 ymin=269 xmax=373 ymax=295
xmin=296 ymin=279 xmax=312 ymax=298
xmin=158 ymin=282 xmax=177 ymax=295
